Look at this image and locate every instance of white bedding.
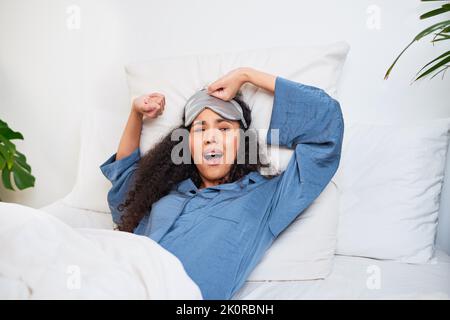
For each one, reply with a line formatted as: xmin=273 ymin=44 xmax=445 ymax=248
xmin=37 ymin=200 xmax=450 ymax=300
xmin=41 ymin=198 xmax=114 ymax=230
xmin=0 ymin=202 xmax=202 ymax=299
xmin=233 ymin=251 xmax=450 ymax=300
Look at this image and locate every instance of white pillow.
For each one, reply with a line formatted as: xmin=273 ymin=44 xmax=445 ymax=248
xmin=334 ymin=119 xmax=450 ymax=263
xmin=62 ymin=108 xmax=172 ymax=213
xmin=247 ymin=181 xmax=339 ymax=280
xmin=125 ymin=41 xmax=350 ymax=177
xmin=62 ymin=108 xmax=128 ymax=213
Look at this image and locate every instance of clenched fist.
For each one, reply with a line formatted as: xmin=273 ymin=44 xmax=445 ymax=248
xmin=132 ymin=93 xmax=165 ymax=119
xmin=207 ymin=67 xmax=251 ymax=101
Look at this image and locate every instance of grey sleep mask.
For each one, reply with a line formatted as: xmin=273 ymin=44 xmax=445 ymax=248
xmin=184 ymin=88 xmax=248 ymax=129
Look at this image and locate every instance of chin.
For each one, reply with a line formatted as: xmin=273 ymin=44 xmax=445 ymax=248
xmin=199 ymin=165 xmax=231 ymax=182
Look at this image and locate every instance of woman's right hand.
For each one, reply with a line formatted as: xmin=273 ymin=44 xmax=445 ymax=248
xmin=132 ymin=93 xmax=165 ymax=118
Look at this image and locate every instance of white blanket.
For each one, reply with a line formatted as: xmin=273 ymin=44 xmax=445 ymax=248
xmin=0 ymin=202 xmax=203 ymax=299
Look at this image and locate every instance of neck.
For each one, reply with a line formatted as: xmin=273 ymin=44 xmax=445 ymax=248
xmin=199 ymin=174 xmax=230 ymax=189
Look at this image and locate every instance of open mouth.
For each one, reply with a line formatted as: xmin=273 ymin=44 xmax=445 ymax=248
xmin=202 ymin=149 xmax=223 ymax=165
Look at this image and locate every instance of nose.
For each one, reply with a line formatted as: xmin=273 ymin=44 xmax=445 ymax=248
xmin=203 ymin=128 xmax=220 ymax=145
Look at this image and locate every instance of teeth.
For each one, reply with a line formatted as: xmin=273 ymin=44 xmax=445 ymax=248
xmin=204 ymin=152 xmax=223 ymax=160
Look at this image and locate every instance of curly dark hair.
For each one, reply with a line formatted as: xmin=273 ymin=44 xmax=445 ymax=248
xmin=116 ymin=90 xmax=275 ymax=232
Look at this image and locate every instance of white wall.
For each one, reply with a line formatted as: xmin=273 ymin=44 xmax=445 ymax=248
xmin=1 ymin=0 xmax=449 ymax=222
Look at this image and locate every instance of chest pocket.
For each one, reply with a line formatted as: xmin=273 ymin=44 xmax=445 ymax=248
xmin=187 ymin=210 xmax=243 ymax=252
xmin=189 ymin=203 xmax=243 ymax=236
xmin=201 ymin=192 xmax=247 ymax=224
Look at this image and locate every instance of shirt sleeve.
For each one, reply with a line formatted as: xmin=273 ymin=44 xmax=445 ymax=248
xmin=99 ymin=147 xmax=141 ymax=225
xmin=266 ymin=76 xmax=344 ymax=238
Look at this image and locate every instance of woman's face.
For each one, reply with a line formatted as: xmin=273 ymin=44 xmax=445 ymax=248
xmin=189 ymin=108 xmax=241 ymax=187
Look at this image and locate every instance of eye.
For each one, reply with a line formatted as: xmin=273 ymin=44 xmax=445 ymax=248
xmin=220 ymin=127 xmax=230 ymax=131
xmin=193 ymin=127 xmax=204 ymax=132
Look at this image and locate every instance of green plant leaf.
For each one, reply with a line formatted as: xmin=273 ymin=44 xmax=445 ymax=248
xmin=0 ymin=118 xmax=35 ymax=192
xmin=12 ymin=161 xmax=35 ymax=190
xmin=416 ymin=50 xmax=450 ymax=74
xmin=14 ymin=150 xmax=31 ymax=172
xmin=2 ymin=167 xmax=14 ymax=190
xmin=0 ymin=143 xmax=14 ymax=170
xmin=430 ymin=65 xmax=449 ymax=79
xmin=0 ymin=134 xmax=16 ymax=153
xmin=385 ymin=20 xmax=450 ymax=79
xmin=433 ymin=34 xmax=450 ymax=42
xmin=0 ymin=155 xmax=5 ymax=170
xmin=0 ymin=135 xmax=16 ymax=170
xmin=415 ymin=55 xmax=450 ymax=80
xmin=0 ymin=127 xmax=24 ymax=140
xmin=415 ymin=20 xmax=450 ymax=41
xmin=384 ymin=40 xmax=415 ymax=79
xmin=432 ymin=25 xmax=450 ymax=42
xmin=420 ymin=5 xmax=450 ymax=19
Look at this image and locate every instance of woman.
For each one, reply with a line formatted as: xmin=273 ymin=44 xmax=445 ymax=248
xmin=100 ymin=67 xmax=344 ymax=300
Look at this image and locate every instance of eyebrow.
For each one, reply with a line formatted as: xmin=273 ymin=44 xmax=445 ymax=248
xmin=192 ymin=119 xmax=234 ymax=126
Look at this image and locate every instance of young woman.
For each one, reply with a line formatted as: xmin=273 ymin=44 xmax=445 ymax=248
xmin=100 ymin=67 xmax=344 ymax=300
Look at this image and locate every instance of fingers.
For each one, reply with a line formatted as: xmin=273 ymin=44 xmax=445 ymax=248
xmin=149 ymin=92 xmax=164 ymax=99
xmin=143 ymin=101 xmax=164 ymax=118
xmin=208 ymin=90 xmax=223 ymax=99
xmin=207 ymin=80 xmax=223 ymax=94
xmin=149 ymin=92 xmax=165 ymax=101
xmin=148 ymin=93 xmax=165 ymax=107
xmin=157 ymin=102 xmax=164 ymax=115
xmin=209 ymin=88 xmax=233 ymax=101
xmin=207 ymin=78 xmax=236 ymax=100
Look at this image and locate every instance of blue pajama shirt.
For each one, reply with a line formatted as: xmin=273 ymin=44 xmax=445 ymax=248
xmin=99 ymin=76 xmax=344 ymax=300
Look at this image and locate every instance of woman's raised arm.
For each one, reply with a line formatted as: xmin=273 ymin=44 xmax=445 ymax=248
xmin=265 ymin=76 xmax=344 ymax=237
xmin=206 ymin=67 xmax=276 ymax=100
xmin=116 ymin=93 xmax=165 ymax=160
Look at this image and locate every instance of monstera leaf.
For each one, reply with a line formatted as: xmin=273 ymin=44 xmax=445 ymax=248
xmin=0 ymin=119 xmax=35 ymax=197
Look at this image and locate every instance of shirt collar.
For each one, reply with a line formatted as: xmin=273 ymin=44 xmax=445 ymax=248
xmin=176 ymin=171 xmax=265 ymax=195
xmin=176 ymin=178 xmax=199 ymax=194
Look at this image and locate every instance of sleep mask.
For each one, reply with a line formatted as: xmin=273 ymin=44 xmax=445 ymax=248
xmin=184 ymin=88 xmax=248 ymax=129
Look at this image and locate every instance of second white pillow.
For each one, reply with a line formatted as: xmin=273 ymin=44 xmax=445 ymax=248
xmin=334 ymin=119 xmax=450 ymax=263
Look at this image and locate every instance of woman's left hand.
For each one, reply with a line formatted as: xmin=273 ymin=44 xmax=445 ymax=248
xmin=207 ymin=67 xmax=251 ymax=101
